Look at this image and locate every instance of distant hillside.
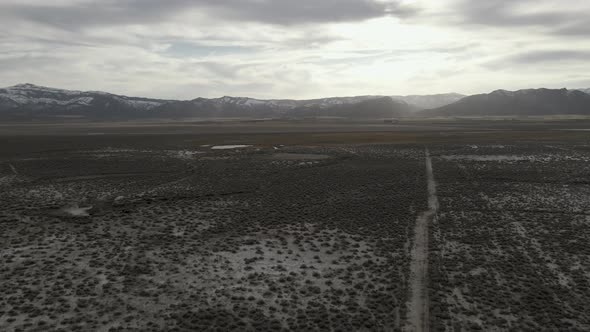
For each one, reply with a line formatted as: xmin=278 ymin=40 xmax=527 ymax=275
xmin=155 ymin=95 xmax=385 ymax=119
xmin=574 ymin=88 xmax=590 ymax=95
xmin=285 ymin=97 xmax=416 ymax=119
xmin=421 ymin=88 xmax=590 ymax=117
xmin=0 ymin=84 xmax=434 ymax=121
xmin=11 ymin=83 xmax=587 ymax=121
xmin=0 ymin=84 xmax=171 ymax=120
xmin=391 ymin=93 xmax=465 ymax=110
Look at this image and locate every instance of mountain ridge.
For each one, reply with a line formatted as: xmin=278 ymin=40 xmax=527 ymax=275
xmin=421 ymin=88 xmax=590 ymax=117
xmin=2 ymin=83 xmax=589 ymax=121
xmin=0 ymin=83 xmax=457 ymax=120
xmin=391 ymin=93 xmax=465 ymax=110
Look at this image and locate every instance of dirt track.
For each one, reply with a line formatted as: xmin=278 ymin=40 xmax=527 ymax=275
xmin=405 ymin=149 xmax=438 ymax=332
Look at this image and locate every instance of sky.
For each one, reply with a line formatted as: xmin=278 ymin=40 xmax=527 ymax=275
xmin=0 ymin=0 xmax=589 ymax=100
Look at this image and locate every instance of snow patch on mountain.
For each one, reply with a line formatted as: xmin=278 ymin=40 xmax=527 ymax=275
xmin=202 ymin=95 xmax=384 ymax=111
xmin=0 ymin=83 xmax=471 ymax=120
xmin=0 ymin=83 xmax=166 ymax=111
xmin=115 ymin=97 xmax=163 ymax=110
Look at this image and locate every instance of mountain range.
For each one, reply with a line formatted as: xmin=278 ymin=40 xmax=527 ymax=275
xmin=391 ymin=93 xmax=465 ymax=110
xmin=423 ymin=88 xmax=590 ymax=117
xmin=0 ymin=84 xmax=464 ymax=121
xmin=1 ymin=83 xmax=589 ymax=121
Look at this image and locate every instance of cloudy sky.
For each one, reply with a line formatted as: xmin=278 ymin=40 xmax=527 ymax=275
xmin=0 ymin=0 xmax=589 ymax=99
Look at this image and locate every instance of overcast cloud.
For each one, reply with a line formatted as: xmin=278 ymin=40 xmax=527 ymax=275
xmin=0 ymin=0 xmax=589 ymax=99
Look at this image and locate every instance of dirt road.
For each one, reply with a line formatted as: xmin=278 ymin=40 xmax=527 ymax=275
xmin=405 ymin=148 xmax=438 ymax=332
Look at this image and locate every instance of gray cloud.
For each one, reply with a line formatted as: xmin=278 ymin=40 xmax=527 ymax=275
xmin=189 ymin=61 xmax=256 ymax=79
xmin=1 ymin=0 xmax=589 ymax=99
xmin=0 ymin=0 xmax=417 ymax=30
xmin=0 ymin=54 xmax=64 ymax=71
xmin=163 ymin=43 xmax=258 ymax=58
xmin=280 ymin=34 xmax=343 ymax=49
xmin=461 ymin=1 xmax=571 ymax=26
xmin=0 ymin=1 xmax=194 ymax=31
xmin=508 ymin=50 xmax=590 ymax=64
xmin=555 ymin=22 xmax=590 ymax=36
xmin=453 ymin=0 xmax=590 ymax=36
xmin=484 ymin=49 xmax=590 ymax=70
xmin=200 ymin=0 xmax=419 ymax=25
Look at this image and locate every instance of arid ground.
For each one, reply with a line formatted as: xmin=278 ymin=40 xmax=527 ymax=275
xmin=1 ymin=120 xmax=589 ymax=331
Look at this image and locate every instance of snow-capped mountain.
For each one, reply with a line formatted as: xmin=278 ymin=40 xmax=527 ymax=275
xmin=151 ymin=95 xmax=394 ymax=119
xmin=0 ymin=83 xmax=464 ymax=120
xmin=0 ymin=84 xmax=94 ymax=108
xmin=421 ymin=88 xmax=590 ymax=117
xmin=0 ymin=84 xmax=397 ymax=120
xmin=0 ymin=83 xmax=167 ymax=111
xmin=202 ymin=95 xmax=385 ymax=111
xmin=391 ymin=93 xmax=465 ymax=110
xmin=0 ymin=83 xmax=173 ymax=120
